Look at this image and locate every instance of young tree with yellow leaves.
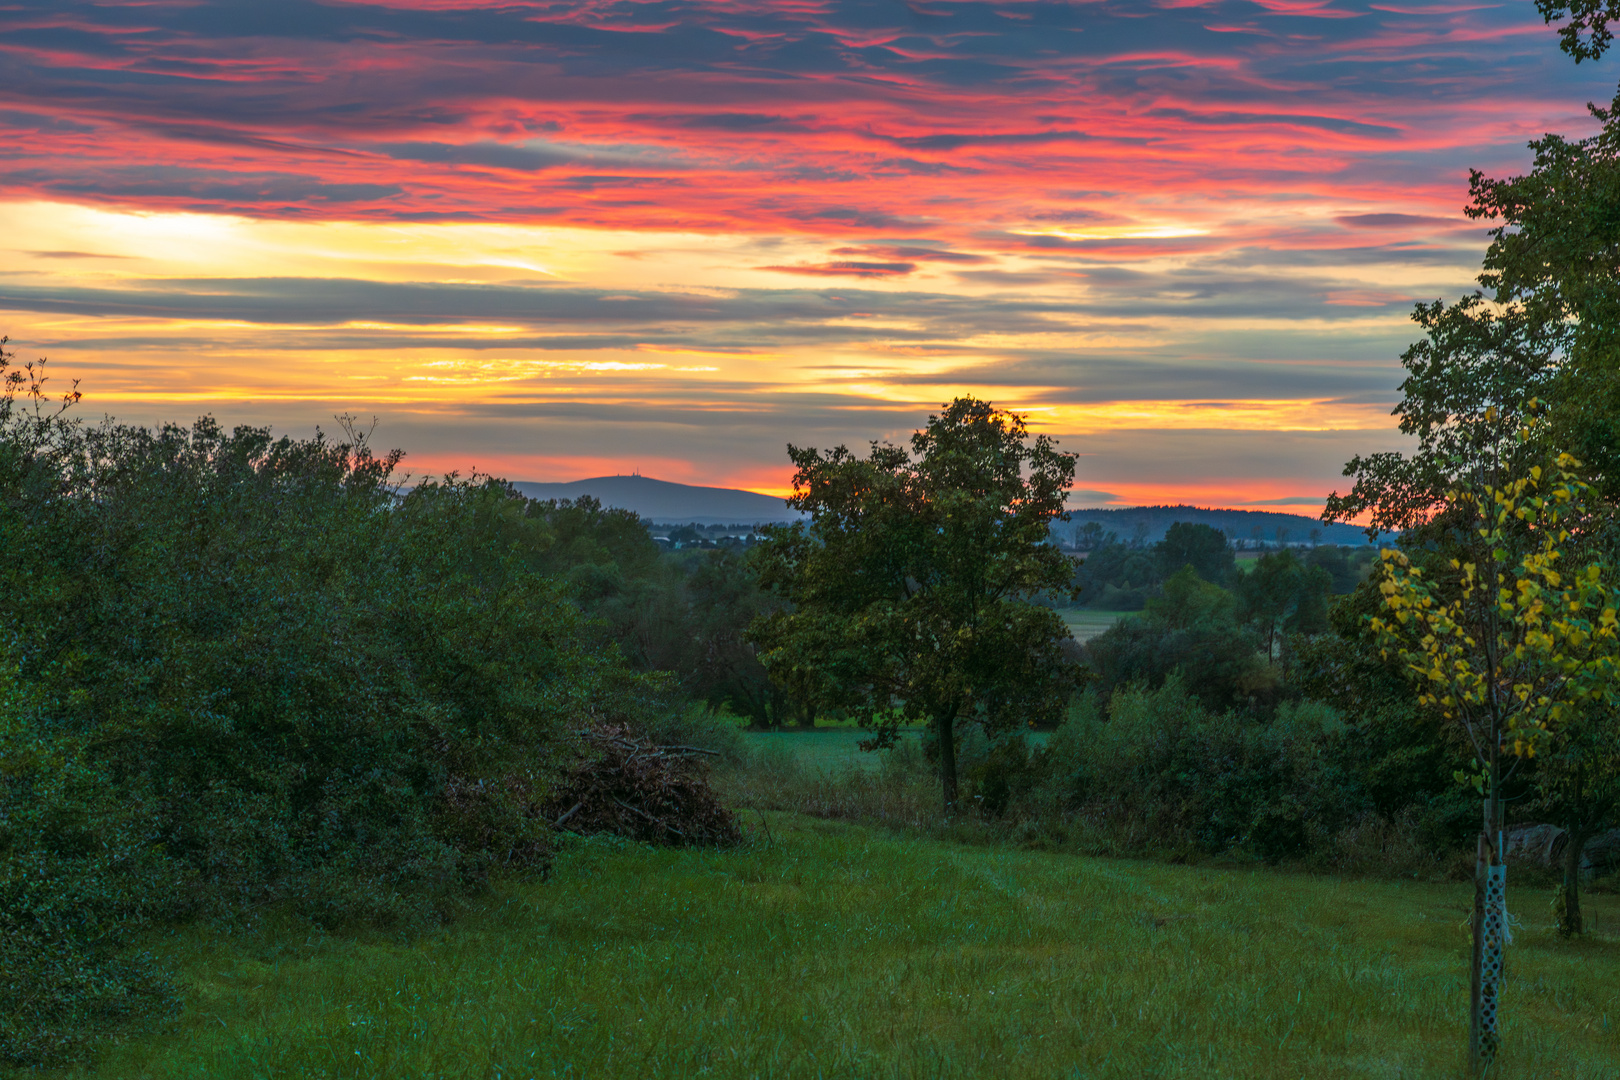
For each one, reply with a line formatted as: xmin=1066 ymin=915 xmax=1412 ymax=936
xmin=1369 ymin=450 xmax=1620 ymax=1072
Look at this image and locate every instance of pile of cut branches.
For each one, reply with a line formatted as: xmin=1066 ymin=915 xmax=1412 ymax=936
xmin=547 ymin=724 xmax=741 ymax=846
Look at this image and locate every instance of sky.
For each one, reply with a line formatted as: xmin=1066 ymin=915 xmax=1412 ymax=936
xmin=1 ymin=0 xmax=1614 ymax=511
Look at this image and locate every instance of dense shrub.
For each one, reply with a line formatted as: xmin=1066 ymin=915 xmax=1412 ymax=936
xmin=0 ymin=351 xmax=661 ymax=1065
xmin=637 ymin=702 xmax=750 ymax=767
xmin=1031 ymin=681 xmax=1341 ymax=859
xmin=1030 ymin=678 xmax=1474 ymax=868
xmin=0 ymin=658 xmax=182 ymax=1066
xmin=1084 ymin=570 xmax=1274 ymax=712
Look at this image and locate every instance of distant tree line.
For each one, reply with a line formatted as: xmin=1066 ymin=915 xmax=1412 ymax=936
xmin=1066 ymin=519 xmax=1375 ymax=612
xmin=1056 ymin=506 xmax=1370 ymax=551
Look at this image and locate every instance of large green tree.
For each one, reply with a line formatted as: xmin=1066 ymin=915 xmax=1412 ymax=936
xmin=1233 ymin=550 xmax=1332 ymax=660
xmin=749 ymin=398 xmax=1079 ymax=811
xmin=1326 ymin=15 xmax=1620 ymax=533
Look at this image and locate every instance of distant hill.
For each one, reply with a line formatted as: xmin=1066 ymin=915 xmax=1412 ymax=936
xmin=510 ymin=475 xmax=803 ymax=525
xmin=1063 ymin=505 xmax=1374 ymax=547
xmin=508 ymin=479 xmax=1374 ymax=543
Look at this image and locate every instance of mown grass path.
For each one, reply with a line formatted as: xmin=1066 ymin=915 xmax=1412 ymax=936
xmin=54 ymin=817 xmax=1620 ymax=1079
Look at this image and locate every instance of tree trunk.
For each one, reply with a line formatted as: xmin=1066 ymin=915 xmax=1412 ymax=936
xmin=937 ymin=711 xmax=958 ymax=813
xmin=1556 ymin=762 xmax=1589 ymax=938
xmin=1558 ymin=826 xmax=1590 ymax=937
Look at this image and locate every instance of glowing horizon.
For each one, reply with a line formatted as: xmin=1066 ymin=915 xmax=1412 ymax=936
xmin=2 ymin=0 xmax=1613 ymax=518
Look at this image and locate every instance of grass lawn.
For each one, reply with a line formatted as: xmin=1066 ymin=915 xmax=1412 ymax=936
xmin=744 ymin=728 xmax=1049 ymax=775
xmin=1059 ymin=608 xmax=1140 ymax=643
xmin=50 ymin=816 xmax=1620 ymax=1080
xmin=746 ymin=727 xmax=897 ymax=772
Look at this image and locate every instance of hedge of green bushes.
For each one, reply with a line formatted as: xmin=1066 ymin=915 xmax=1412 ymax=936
xmin=0 ymin=355 xmax=662 ymax=1066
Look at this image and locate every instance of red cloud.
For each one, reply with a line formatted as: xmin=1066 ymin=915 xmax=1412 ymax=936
xmin=0 ymin=0 xmax=1603 ymax=256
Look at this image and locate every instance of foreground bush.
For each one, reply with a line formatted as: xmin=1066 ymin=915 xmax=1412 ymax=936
xmin=1038 ymin=683 xmax=1362 ymax=862
xmin=0 ymin=351 xmax=660 ymax=1065
xmin=0 ymin=659 xmax=183 ymax=1065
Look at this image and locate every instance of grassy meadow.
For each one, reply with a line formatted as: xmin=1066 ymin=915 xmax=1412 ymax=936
xmin=42 ymin=808 xmax=1620 ymax=1080
xmin=744 ymin=728 xmax=1051 ymax=775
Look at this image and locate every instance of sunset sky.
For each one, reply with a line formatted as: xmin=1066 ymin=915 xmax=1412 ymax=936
xmin=1 ymin=0 xmax=1613 ymax=510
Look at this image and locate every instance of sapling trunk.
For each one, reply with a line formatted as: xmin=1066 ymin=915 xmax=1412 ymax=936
xmin=1469 ymin=783 xmax=1505 ymax=1075
xmin=1470 ymin=830 xmax=1487 ymax=1072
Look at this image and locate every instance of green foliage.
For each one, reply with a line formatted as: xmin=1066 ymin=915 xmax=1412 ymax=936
xmin=1318 ymin=51 xmax=1620 ymax=1055
xmin=1045 ymin=680 xmax=1337 ymax=860
xmin=1371 ymin=451 xmax=1620 ymax=936
xmin=1368 ymin=454 xmax=1619 ymax=767
xmin=751 ymin=397 xmax=1080 ymax=809
xmin=1073 ymin=565 xmax=1479 ymax=864
xmin=1327 ymin=299 xmax=1557 ymax=536
xmin=1036 ymin=678 xmax=1472 ymax=866
xmin=1154 ymin=521 xmax=1236 ymax=584
xmin=1085 ymin=567 xmax=1273 ymax=713
xmin=1537 ymin=0 xmax=1620 ymax=60
xmin=466 ymin=493 xmax=792 ymax=728
xmin=1073 ymin=519 xmax=1109 ymax=551
xmin=1087 ymin=612 xmax=1271 ymax=713
xmin=0 ymin=655 xmax=182 ymax=1067
xmin=1074 ymin=519 xmax=1247 ymax=609
xmin=1304 ymin=543 xmax=1374 ymax=594
xmin=1081 ymin=546 xmax=1358 ymax=805
xmin=1146 ymin=565 xmax=1236 ymax=629
xmin=0 ymin=345 xmax=659 ymax=1066
xmin=1234 ymin=550 xmax=1334 ymax=657
xmin=1533 ymin=704 xmax=1620 ymax=936
xmin=1073 ymin=540 xmax=1159 ymax=609
xmin=678 ymin=550 xmax=802 ymax=726
xmin=1326 ymin=77 xmax=1620 ymax=535
xmin=1289 ymin=604 xmax=1477 ymax=835
xmin=638 ymin=702 xmax=750 ymax=768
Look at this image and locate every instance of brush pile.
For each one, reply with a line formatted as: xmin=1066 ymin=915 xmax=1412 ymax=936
xmin=547 ymin=724 xmax=741 ymax=846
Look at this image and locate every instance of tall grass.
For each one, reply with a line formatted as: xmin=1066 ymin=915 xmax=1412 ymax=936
xmin=723 ymin=731 xmax=942 ymax=832
xmin=38 ymin=815 xmax=1619 ymax=1080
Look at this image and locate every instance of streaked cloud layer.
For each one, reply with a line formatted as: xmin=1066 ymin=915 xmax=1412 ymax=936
xmin=0 ymin=0 xmax=1610 ymax=507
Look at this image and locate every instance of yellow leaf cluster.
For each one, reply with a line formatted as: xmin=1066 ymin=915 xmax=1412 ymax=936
xmin=1369 ymin=454 xmax=1620 ymax=762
